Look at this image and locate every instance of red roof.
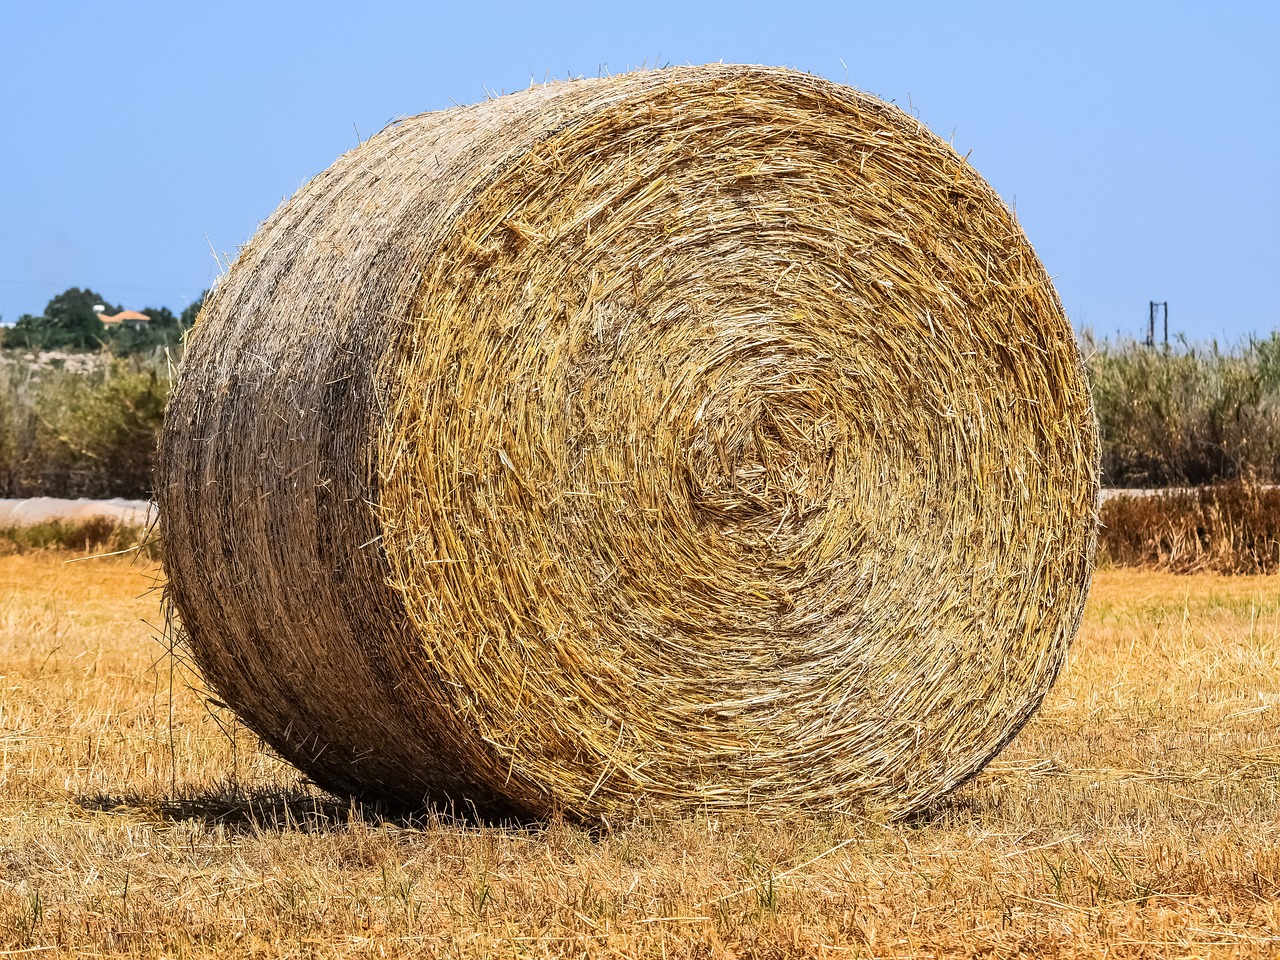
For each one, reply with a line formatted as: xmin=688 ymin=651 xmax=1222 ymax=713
xmin=97 ymin=310 xmax=150 ymax=324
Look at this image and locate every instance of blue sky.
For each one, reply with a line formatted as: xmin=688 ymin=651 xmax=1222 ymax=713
xmin=1 ymin=1 xmax=1275 ymax=341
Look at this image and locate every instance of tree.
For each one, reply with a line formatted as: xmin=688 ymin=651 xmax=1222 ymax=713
xmin=101 ymin=307 xmax=180 ymax=353
xmin=5 ymin=287 xmax=116 ymax=350
xmin=180 ymin=289 xmax=208 ymax=328
xmin=2 ymin=287 xmax=207 ymax=354
xmin=141 ymin=306 xmax=179 ymax=329
xmin=7 ymin=314 xmax=42 ymax=349
xmin=44 ymin=287 xmax=114 ymax=348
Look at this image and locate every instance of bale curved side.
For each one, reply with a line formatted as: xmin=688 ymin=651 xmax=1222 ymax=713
xmin=158 ymin=64 xmax=1098 ymax=821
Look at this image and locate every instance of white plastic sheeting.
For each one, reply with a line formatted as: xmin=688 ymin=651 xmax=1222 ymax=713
xmin=0 ymin=498 xmax=155 ymax=527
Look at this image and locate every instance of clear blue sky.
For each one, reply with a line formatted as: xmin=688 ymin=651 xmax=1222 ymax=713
xmin=2 ymin=1 xmax=1275 ymax=342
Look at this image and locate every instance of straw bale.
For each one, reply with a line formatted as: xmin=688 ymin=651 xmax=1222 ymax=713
xmin=157 ymin=64 xmax=1098 ymax=821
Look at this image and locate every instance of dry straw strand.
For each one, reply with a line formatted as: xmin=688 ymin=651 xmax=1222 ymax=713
xmin=158 ymin=64 xmax=1099 ymax=822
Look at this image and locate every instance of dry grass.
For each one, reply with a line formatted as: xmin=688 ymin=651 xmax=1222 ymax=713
xmin=3 ymin=555 xmax=1280 ymax=957
xmin=0 ymin=518 xmax=155 ymax=558
xmin=1100 ymin=481 xmax=1280 ymax=574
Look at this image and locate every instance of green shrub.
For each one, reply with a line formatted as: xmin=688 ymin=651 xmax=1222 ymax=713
xmin=0 ymin=350 xmax=171 ymax=498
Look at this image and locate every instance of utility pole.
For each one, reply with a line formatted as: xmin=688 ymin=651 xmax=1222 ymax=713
xmin=1147 ymin=301 xmax=1168 ymax=349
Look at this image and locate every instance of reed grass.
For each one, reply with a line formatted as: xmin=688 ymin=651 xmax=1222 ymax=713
xmin=1086 ymin=331 xmax=1280 ymax=487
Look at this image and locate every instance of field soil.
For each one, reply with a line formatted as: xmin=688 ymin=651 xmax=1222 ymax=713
xmin=2 ymin=556 xmax=1280 ymax=957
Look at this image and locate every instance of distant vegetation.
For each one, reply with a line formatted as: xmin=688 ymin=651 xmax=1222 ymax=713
xmin=1099 ymin=480 xmax=1280 ymax=574
xmin=0 ymin=515 xmax=155 ymax=558
xmin=0 ymin=286 xmax=194 ymax=499
xmin=4 ymin=286 xmax=202 ymax=353
xmin=0 ymin=350 xmax=170 ymax=498
xmin=1086 ymin=330 xmax=1280 ymax=488
xmin=2 ymin=287 xmax=1279 ymax=500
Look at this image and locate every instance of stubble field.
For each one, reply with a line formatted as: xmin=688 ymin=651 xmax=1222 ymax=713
xmin=2 ymin=553 xmax=1280 ymax=957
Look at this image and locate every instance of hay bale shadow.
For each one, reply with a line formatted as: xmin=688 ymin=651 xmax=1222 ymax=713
xmin=73 ymin=787 xmax=521 ymax=835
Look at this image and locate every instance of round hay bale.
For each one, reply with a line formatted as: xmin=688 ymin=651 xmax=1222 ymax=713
xmin=158 ymin=64 xmax=1098 ymax=821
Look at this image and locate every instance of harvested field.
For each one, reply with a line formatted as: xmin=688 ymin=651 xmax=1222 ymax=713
xmin=3 ymin=555 xmax=1279 ymax=957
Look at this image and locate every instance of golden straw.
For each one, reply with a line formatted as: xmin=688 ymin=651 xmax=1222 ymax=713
xmin=158 ymin=64 xmax=1098 ymax=822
